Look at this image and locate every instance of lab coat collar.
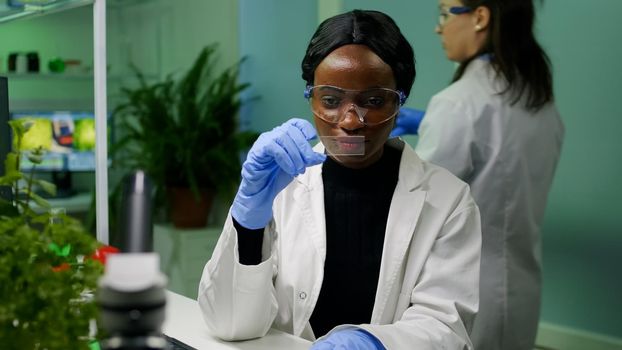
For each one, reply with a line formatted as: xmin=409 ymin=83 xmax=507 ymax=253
xmin=464 ymin=56 xmax=494 ymax=80
xmin=390 ymin=137 xmax=426 ymax=191
xmin=372 ymin=138 xmax=427 ymax=323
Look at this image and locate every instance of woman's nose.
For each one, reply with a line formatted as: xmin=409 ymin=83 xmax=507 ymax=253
xmin=338 ymin=105 xmax=365 ymax=130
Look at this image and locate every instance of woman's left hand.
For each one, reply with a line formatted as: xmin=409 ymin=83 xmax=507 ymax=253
xmin=390 ymin=107 xmax=425 ymax=137
xmin=311 ymin=328 xmax=386 ymax=350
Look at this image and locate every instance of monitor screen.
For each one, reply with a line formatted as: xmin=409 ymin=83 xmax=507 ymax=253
xmin=1 ymin=77 xmax=11 ymax=200
xmin=11 ymin=111 xmax=99 ymax=172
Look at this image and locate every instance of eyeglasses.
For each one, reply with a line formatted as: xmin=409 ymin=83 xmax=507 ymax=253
xmin=438 ymin=6 xmax=472 ymax=28
xmin=304 ymin=85 xmax=406 ymax=126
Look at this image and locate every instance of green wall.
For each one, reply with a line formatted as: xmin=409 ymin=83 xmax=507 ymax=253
xmin=238 ymin=0 xmax=319 ymax=132
xmin=536 ymin=0 xmax=622 ymax=337
xmin=0 ymin=6 xmax=95 ymax=106
xmin=0 ymin=0 xmax=239 ymax=109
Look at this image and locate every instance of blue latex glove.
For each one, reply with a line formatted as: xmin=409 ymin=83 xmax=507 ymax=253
xmin=311 ymin=329 xmax=386 ymax=350
xmin=231 ymin=118 xmax=326 ymax=229
xmin=390 ymin=107 xmax=425 ymax=137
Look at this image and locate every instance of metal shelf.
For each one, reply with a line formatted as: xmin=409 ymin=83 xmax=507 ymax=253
xmin=3 ymin=72 xmax=95 ymax=80
xmin=2 ymin=72 xmax=156 ymax=81
xmin=0 ymin=0 xmax=152 ymax=23
xmin=0 ymin=0 xmax=155 ymax=245
xmin=0 ymin=0 xmax=111 ymax=244
xmin=0 ymin=0 xmax=93 ymax=24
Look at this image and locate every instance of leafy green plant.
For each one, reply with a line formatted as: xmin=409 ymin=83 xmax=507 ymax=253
xmin=0 ymin=120 xmax=56 ymax=216
xmin=111 ymin=43 xmax=258 ymax=210
xmin=0 ymin=119 xmax=103 ymax=349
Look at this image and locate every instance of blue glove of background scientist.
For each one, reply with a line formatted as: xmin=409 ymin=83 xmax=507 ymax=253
xmin=311 ymin=328 xmax=386 ymax=350
xmin=389 ymin=107 xmax=425 ymax=137
xmin=231 ymin=118 xmax=326 ymax=229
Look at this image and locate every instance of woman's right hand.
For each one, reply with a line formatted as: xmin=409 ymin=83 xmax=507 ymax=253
xmin=231 ymin=118 xmax=326 ymax=229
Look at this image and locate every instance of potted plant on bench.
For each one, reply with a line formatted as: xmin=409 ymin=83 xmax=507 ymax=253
xmin=111 ymin=43 xmax=258 ymax=229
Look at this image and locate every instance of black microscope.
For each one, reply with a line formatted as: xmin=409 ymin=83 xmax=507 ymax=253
xmin=97 ymin=171 xmax=168 ymax=350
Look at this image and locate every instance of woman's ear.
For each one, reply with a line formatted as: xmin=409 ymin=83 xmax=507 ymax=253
xmin=473 ymin=5 xmax=491 ymax=32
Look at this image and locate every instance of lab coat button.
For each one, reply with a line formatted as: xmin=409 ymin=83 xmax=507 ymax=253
xmin=298 ymin=291 xmax=307 ymax=300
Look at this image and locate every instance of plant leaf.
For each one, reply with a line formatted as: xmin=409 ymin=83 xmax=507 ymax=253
xmin=5 ymin=151 xmax=17 ymax=169
xmin=29 ymin=191 xmax=51 ymax=209
xmin=111 ymin=43 xmax=257 ymax=202
xmin=34 ymin=179 xmax=57 ymax=196
xmin=60 ymin=244 xmax=71 ymax=257
xmin=0 ymin=198 xmax=19 ymax=217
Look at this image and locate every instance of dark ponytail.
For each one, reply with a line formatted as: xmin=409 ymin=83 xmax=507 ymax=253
xmin=456 ymin=0 xmax=553 ymax=110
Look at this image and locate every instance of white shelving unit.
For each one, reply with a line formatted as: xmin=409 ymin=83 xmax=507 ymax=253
xmin=92 ymin=0 xmax=108 ymax=244
xmin=0 ymin=0 xmax=110 ymax=244
xmin=0 ymin=0 xmax=93 ymax=24
xmin=2 ymin=72 xmax=95 ymax=80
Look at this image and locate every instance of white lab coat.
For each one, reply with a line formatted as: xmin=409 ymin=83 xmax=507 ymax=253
xmin=416 ymin=58 xmax=565 ymax=350
xmin=198 ymin=139 xmax=482 ymax=350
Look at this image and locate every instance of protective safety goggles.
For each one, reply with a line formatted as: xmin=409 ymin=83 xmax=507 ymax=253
xmin=304 ymin=85 xmax=406 ymax=126
xmin=438 ymin=6 xmax=472 ymax=28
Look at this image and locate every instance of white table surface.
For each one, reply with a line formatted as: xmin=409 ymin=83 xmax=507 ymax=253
xmin=163 ymin=291 xmax=312 ymax=349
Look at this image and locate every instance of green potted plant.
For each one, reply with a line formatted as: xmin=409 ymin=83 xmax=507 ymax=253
xmin=0 ymin=119 xmax=105 ymax=349
xmin=111 ymin=43 xmax=258 ymax=228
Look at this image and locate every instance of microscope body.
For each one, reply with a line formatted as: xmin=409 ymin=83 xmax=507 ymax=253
xmin=97 ymin=171 xmax=168 ymax=350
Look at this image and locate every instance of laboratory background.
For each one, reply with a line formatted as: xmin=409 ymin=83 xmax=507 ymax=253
xmin=0 ymin=0 xmax=620 ymax=349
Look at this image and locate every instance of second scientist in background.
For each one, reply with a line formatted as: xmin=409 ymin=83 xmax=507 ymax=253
xmin=393 ymin=0 xmax=565 ymax=349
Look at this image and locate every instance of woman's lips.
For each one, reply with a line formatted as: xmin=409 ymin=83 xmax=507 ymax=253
xmin=337 ymin=140 xmax=364 ymax=150
xmin=320 ymin=135 xmax=366 ymax=155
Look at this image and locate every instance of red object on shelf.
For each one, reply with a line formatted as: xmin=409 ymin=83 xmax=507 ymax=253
xmin=91 ymin=245 xmax=120 ymax=265
xmin=58 ymin=134 xmax=73 ymax=146
xmin=51 ymin=262 xmax=70 ymax=272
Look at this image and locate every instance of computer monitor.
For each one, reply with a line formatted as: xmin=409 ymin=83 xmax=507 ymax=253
xmin=0 ymin=77 xmax=11 ymax=201
xmin=10 ymin=110 xmax=102 ymax=197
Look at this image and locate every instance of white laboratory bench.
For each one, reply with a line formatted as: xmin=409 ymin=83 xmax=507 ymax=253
xmin=154 ymin=225 xmax=313 ymax=349
xmin=164 ymin=291 xmax=312 ymax=349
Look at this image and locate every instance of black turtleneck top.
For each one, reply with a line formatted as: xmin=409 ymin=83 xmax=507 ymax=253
xmin=234 ymin=145 xmax=401 ymax=338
